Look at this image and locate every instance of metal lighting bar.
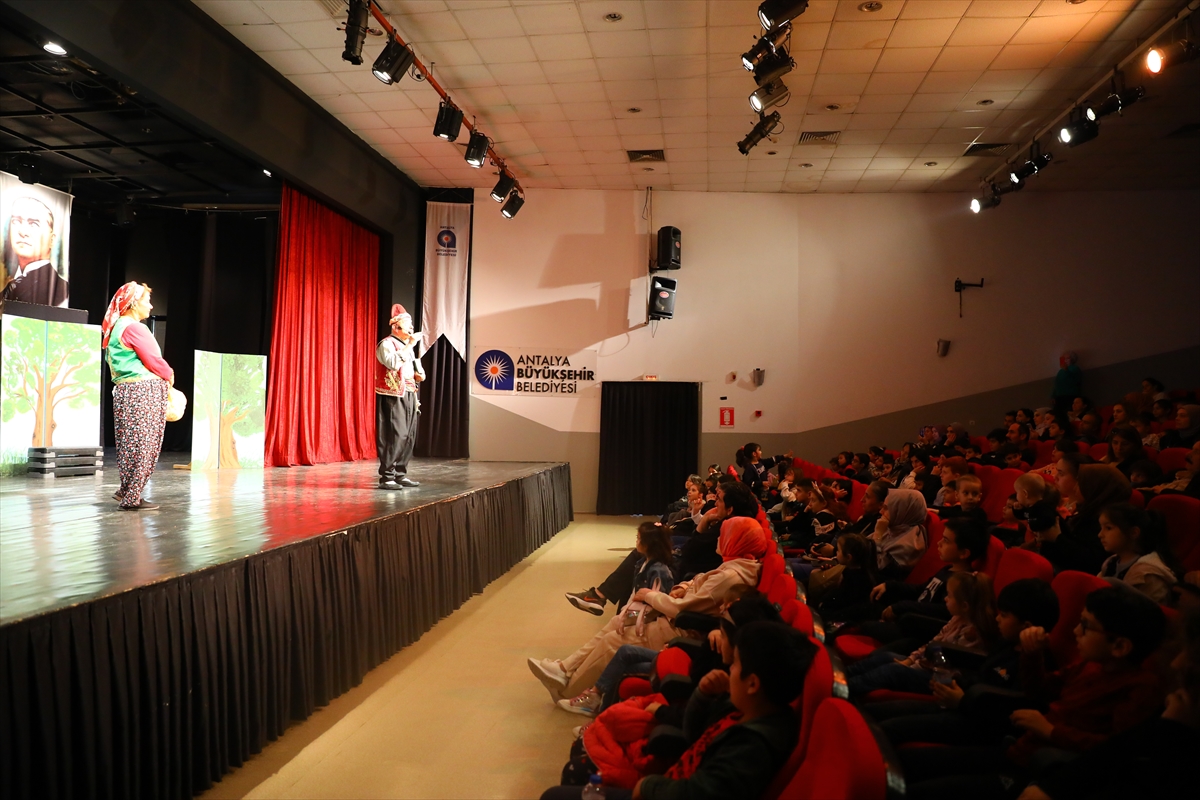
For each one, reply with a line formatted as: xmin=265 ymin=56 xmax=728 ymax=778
xmin=982 ymin=0 xmax=1199 ymax=187
xmin=365 ymin=1 xmax=521 ymax=197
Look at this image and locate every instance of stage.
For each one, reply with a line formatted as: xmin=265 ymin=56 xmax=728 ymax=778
xmin=0 ymin=455 xmax=572 ymax=800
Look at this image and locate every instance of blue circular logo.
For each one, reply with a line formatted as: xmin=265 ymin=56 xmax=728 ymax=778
xmin=474 ymin=349 xmax=514 ymax=391
xmin=437 ymin=229 xmax=456 ymax=248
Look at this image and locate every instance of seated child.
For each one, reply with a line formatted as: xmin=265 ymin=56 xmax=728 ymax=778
xmin=938 ymin=474 xmax=988 ymax=527
xmin=540 ymin=621 xmax=818 ymax=800
xmin=900 ymin=587 xmax=1168 ymax=797
xmin=998 ymin=444 xmax=1028 ymax=471
xmin=1097 ymin=503 xmax=1179 ymax=603
xmin=871 ymin=518 xmax=990 ymax=626
xmin=1132 ymin=411 xmax=1161 ymax=449
xmin=846 ymin=572 xmax=996 ymax=698
xmin=1128 ymin=459 xmax=1163 ymax=490
xmin=962 ymin=442 xmax=983 ymax=464
xmin=877 ymin=578 xmax=1061 ymax=746
xmin=812 ymin=534 xmax=878 ymax=619
xmin=1000 ymin=473 xmax=1061 ymax=547
xmin=934 ymin=457 xmax=971 ymax=507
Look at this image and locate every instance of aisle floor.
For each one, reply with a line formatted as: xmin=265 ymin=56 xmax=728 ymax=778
xmin=199 ymin=514 xmax=637 ymax=800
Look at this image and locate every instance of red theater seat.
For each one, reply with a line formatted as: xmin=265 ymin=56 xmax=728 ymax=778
xmin=1049 ymin=571 xmax=1109 ymax=667
xmin=1032 ymin=440 xmax=1057 ymax=469
xmin=782 ymin=698 xmax=896 ymax=800
xmin=993 ymin=548 xmax=1054 ymax=593
xmin=979 ymin=534 xmax=1005 ymax=579
xmin=762 ymin=641 xmax=834 ymax=800
xmin=768 ymin=574 xmax=798 ymax=609
xmin=849 ymin=481 xmax=867 ymax=521
xmin=1089 ymin=443 xmax=1111 ymax=461
xmin=1157 ymin=448 xmax=1191 ymax=475
xmin=1148 ymin=494 xmax=1200 ymax=571
xmin=759 ymin=553 xmax=786 ymax=594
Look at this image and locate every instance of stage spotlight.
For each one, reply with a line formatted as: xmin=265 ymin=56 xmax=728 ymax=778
xmin=738 ymin=111 xmax=782 ymax=155
xmin=749 ymin=80 xmax=789 ymax=113
xmin=742 ymin=24 xmax=790 ymax=71
xmin=969 ymin=186 xmax=1002 ymax=213
xmin=263 ymin=168 xmax=272 ymax=177
xmin=500 ymin=191 xmax=525 ymax=219
xmin=1086 ymin=86 xmax=1145 ymax=120
xmin=341 ymin=0 xmax=369 ymax=65
xmin=490 ymin=170 xmax=516 ymax=202
xmin=758 ymin=0 xmax=809 ymax=30
xmin=1009 ymin=152 xmax=1052 ymax=185
xmin=1146 ymin=40 xmax=1198 ymax=74
xmin=1058 ymin=114 xmax=1099 ymax=147
xmin=373 ymin=37 xmax=415 ymax=84
xmin=433 ymin=100 xmax=464 ymax=141
xmin=753 ymin=48 xmax=794 ymax=87
xmin=464 ymin=129 xmax=489 ymax=168
xmin=42 ymin=42 xmax=67 ymax=56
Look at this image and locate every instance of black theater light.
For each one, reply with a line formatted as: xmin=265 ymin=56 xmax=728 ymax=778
xmin=742 ymin=24 xmax=790 ymax=71
xmin=1086 ymin=85 xmax=1145 ymax=120
xmin=969 ymin=184 xmax=1002 ymax=213
xmin=1009 ymin=152 xmax=1052 ymax=185
xmin=758 ymin=0 xmax=809 ymax=30
xmin=433 ymin=99 xmax=464 ymax=141
xmin=42 ymin=42 xmax=67 ymax=56
xmin=464 ymin=129 xmax=489 ymax=168
xmin=749 ymin=80 xmax=789 ymax=113
xmin=342 ymin=0 xmax=369 ymax=65
xmin=490 ymin=170 xmax=516 ymax=202
xmin=500 ymin=191 xmax=525 ymax=219
xmin=753 ymin=48 xmax=794 ymax=87
xmin=372 ymin=37 xmax=415 ymax=84
xmin=1145 ymin=39 xmax=1198 ymax=74
xmin=1058 ymin=110 xmax=1099 ymax=147
xmin=738 ymin=112 xmax=782 ymax=155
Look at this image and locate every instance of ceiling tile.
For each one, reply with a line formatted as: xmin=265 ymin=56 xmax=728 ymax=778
xmin=256 ymin=0 xmax=331 ymax=24
xmin=948 ymin=17 xmax=1026 ymax=46
xmin=486 ymin=62 xmax=548 ymax=85
xmin=228 ymin=24 xmax=301 ymax=51
xmin=847 ymin=112 xmax=901 ymax=129
xmin=260 ymin=49 xmax=328 ymax=75
xmin=708 ymin=25 xmax=761 ymax=54
xmin=864 ymin=71 xmax=927 ymax=94
xmin=645 ymin=1 xmax=707 ymax=29
xmin=658 ymin=79 xmax=708 ymax=100
xmin=577 ymin=0 xmax=646 ymax=31
xmin=972 ymin=69 xmax=1039 ymax=92
xmin=604 ymin=80 xmax=659 ymax=101
xmin=394 ymin=12 xmax=468 ymax=43
xmin=856 ymin=94 xmax=910 ymax=113
xmin=964 ymin=2 xmax=1039 ymax=19
xmin=452 ymin=6 xmax=525 ymax=38
xmin=820 ymin=49 xmax=882 ymax=73
xmin=991 ymin=43 xmax=1065 ymax=71
xmin=896 ymin=111 xmax=950 ymax=128
xmin=198 ymin=1 xmax=271 ymax=25
xmin=1010 ymin=12 xmax=1092 ymax=44
xmin=513 ymin=2 xmax=584 ymax=35
xmin=587 ymin=30 xmax=653 ymax=58
xmin=561 ymin=101 xmax=613 ymax=120
xmin=918 ymin=71 xmax=982 ymax=93
xmin=552 ymin=81 xmax=608 ymax=103
xmin=649 ymin=27 xmax=708 ymax=56
xmin=826 ymin=20 xmax=896 ymax=49
xmin=906 ymin=92 xmax=965 ymax=112
xmin=932 ymin=45 xmax=1003 ymax=72
xmin=530 ymin=33 xmax=592 ymax=60
xmin=416 ymin=39 xmax=483 ymax=64
xmin=887 ymin=18 xmax=959 ymax=49
xmin=596 ymin=56 xmax=655 ymax=80
xmin=791 ymin=23 xmax=833 ymax=50
xmin=654 ymin=54 xmax=708 ymax=78
xmin=813 ymin=73 xmax=871 ymax=95
xmin=541 ymin=59 xmax=601 ymax=83
xmin=899 ymin=1 xmax=972 ymax=20
xmin=472 ymin=37 xmax=538 ymax=63
xmin=876 ymin=47 xmax=941 ymax=72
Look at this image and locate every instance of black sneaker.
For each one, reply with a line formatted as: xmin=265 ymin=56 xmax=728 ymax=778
xmin=565 ymin=588 xmax=605 ymax=615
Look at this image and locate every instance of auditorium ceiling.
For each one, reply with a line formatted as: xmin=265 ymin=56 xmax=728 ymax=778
xmin=199 ymin=1 xmax=1198 ymax=194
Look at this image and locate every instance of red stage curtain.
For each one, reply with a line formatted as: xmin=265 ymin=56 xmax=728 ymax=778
xmin=265 ymin=184 xmax=379 ymax=466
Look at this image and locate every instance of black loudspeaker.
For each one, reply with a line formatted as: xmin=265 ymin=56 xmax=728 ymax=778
xmin=656 ymin=226 xmax=681 ymax=269
xmin=649 ymin=275 xmax=677 ymax=320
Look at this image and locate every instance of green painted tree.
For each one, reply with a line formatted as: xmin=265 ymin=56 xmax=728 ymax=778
xmin=218 ymin=354 xmax=266 ymax=468
xmin=1 ymin=318 xmax=99 ymax=446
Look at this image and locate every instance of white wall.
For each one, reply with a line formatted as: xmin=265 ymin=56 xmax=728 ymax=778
xmin=469 ymin=188 xmax=1200 ymax=509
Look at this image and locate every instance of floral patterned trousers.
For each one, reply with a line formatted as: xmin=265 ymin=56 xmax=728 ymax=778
xmin=113 ymin=379 xmax=168 ymax=508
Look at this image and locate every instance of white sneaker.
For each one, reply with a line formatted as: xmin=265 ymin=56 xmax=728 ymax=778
xmin=557 ymin=690 xmax=601 ymax=716
xmin=572 ymin=724 xmax=589 ymax=739
xmin=527 ymin=657 xmax=569 ymax=701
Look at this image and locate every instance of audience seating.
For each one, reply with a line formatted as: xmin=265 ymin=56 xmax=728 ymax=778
xmin=762 ymin=642 xmax=835 ymax=800
xmin=1131 ymin=489 xmax=1145 ymax=509
xmin=979 ymin=467 xmax=1023 ymax=524
xmin=768 ymin=573 xmax=798 ymax=610
xmin=759 ymin=553 xmax=786 ymax=594
xmin=979 ymin=534 xmax=1005 ymax=578
xmin=1147 ymin=494 xmax=1200 ymax=571
xmin=970 ymin=436 xmax=990 ymax=453
xmin=993 ymin=548 xmax=1054 ymax=593
xmin=848 ymin=481 xmax=867 ymax=522
xmin=781 ymin=698 xmax=902 ymax=800
xmin=904 ymin=513 xmax=946 ymax=587
xmin=1089 ymin=443 xmax=1111 ymax=461
xmin=1032 ymin=439 xmax=1057 ymax=469
xmin=1049 ymin=571 xmax=1110 ymax=667
xmin=1157 ymin=447 xmax=1191 ymax=475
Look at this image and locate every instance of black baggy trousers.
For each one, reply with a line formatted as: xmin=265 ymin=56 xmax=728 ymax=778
xmin=376 ymin=392 xmax=418 ymax=482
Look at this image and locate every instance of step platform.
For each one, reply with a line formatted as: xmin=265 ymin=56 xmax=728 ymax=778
xmin=26 ymin=447 xmax=104 ymax=477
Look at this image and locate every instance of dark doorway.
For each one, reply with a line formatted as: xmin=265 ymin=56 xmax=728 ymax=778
xmin=596 ymin=381 xmax=700 ymax=515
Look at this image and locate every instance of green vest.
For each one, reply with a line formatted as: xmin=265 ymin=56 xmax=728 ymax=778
xmin=106 ymin=316 xmax=155 ymax=383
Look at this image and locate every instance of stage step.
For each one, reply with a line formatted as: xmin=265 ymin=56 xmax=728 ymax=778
xmin=26 ymin=457 xmax=104 ymax=468
xmin=27 ymin=464 xmax=104 ymax=478
xmin=27 ymin=447 xmax=104 ymax=461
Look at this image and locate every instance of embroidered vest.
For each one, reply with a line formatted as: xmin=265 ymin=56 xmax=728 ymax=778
xmin=375 ymin=336 xmax=415 ymax=396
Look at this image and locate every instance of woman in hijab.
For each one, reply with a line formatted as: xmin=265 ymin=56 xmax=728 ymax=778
xmin=529 ymin=516 xmax=769 ymax=702
xmin=1161 ymin=404 xmax=1200 ymax=449
xmin=1038 ymin=464 xmax=1131 ymax=574
xmin=871 ymin=489 xmax=928 ymax=580
xmin=101 ymin=282 xmax=173 ymax=510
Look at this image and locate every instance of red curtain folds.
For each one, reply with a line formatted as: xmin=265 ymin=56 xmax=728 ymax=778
xmin=265 ymin=184 xmax=379 ymax=466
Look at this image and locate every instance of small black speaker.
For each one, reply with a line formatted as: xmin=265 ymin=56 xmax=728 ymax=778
xmin=649 ymin=276 xmax=677 ymax=320
xmin=656 ymin=226 xmax=681 ymax=270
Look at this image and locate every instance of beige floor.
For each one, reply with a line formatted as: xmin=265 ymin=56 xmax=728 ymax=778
xmin=198 ymin=514 xmax=637 ymax=800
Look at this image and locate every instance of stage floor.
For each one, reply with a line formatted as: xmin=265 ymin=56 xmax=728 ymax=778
xmin=0 ymin=455 xmax=563 ymax=626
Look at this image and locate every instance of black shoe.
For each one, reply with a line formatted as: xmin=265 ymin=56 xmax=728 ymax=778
xmin=379 ymin=480 xmax=403 ymax=491
xmin=120 ymin=501 xmax=159 ymax=511
xmin=398 ymin=477 xmax=420 ymax=487
xmin=112 ymin=491 xmax=123 ymax=501
xmin=565 ymin=588 xmax=605 ymax=615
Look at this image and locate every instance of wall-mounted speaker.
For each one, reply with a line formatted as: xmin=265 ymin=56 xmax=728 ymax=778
xmin=655 ymin=226 xmax=681 ymax=270
xmin=649 ymin=275 xmax=677 ymax=320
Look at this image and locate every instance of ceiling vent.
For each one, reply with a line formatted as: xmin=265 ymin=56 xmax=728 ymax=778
xmin=627 ymin=149 xmax=665 ymax=162
xmin=797 ymin=131 xmax=840 ymax=145
xmin=319 ymin=0 xmax=348 ymax=17
xmin=963 ymin=142 xmax=1013 ymax=157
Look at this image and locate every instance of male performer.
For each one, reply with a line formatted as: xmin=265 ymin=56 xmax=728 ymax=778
xmin=376 ymin=303 xmax=425 ymax=489
xmin=3 ymin=195 xmax=69 ymax=307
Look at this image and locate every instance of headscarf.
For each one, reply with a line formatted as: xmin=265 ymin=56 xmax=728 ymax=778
xmin=875 ymin=489 xmax=928 ymax=570
xmin=389 ymin=303 xmax=411 ymax=326
xmin=1177 ymin=404 xmax=1200 ymax=441
xmin=1076 ymin=464 xmax=1131 ymax=520
xmin=100 ymin=282 xmax=146 ymax=348
xmin=882 ymin=489 xmax=927 ymax=533
xmin=716 ymin=516 xmax=770 ymax=562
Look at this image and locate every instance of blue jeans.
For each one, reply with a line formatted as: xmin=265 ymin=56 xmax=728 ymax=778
xmin=846 ymin=649 xmax=934 ymax=697
xmin=595 ymin=644 xmax=658 ymax=710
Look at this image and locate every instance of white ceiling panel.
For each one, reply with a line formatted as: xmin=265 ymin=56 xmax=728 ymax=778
xmin=202 ymin=0 xmax=1200 ymax=194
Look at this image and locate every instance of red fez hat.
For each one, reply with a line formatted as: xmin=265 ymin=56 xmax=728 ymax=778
xmin=389 ymin=304 xmax=409 ymax=324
